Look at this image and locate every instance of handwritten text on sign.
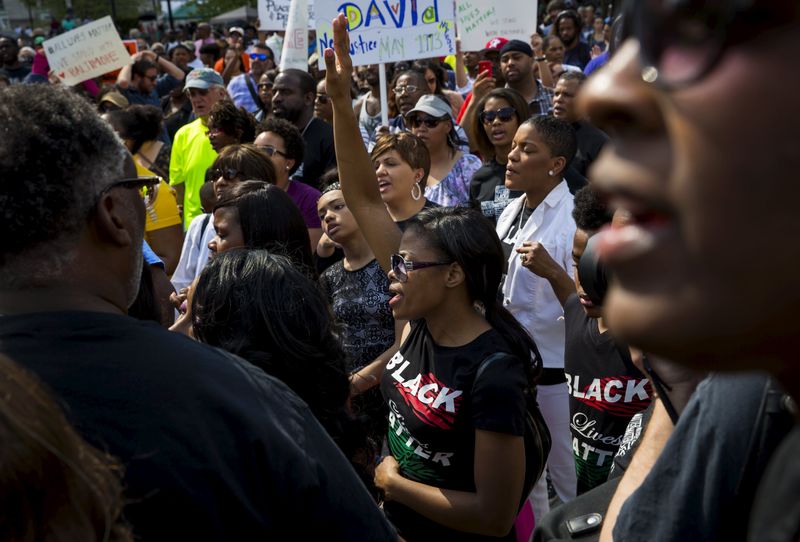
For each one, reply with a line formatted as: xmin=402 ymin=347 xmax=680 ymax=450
xmin=457 ymin=0 xmax=538 ymax=52
xmin=43 ymin=16 xmax=130 ymax=87
xmin=316 ymin=0 xmax=455 ymax=67
xmin=259 ymin=0 xmax=316 ymax=30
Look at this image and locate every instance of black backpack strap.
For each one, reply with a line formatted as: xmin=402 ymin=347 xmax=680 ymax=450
xmin=244 ymin=74 xmax=266 ymax=112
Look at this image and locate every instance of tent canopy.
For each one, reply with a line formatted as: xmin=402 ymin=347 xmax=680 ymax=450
xmin=209 ymin=6 xmax=258 ymax=24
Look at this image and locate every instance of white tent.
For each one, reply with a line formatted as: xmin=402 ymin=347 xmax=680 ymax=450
xmin=209 ymin=6 xmax=258 ymax=24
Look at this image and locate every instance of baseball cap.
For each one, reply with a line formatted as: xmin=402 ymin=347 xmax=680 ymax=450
xmin=482 ymin=37 xmax=509 ymax=52
xmin=33 ymin=35 xmax=46 ymax=46
xmin=228 ymin=27 xmax=245 ymax=37
xmin=405 ymin=94 xmax=452 ymax=119
xmin=185 ymin=68 xmax=224 ymax=90
xmin=99 ymin=90 xmax=130 ymax=110
xmin=500 ymin=39 xmax=533 ymax=57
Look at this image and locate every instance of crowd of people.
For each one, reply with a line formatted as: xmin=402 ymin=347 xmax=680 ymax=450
xmin=0 ymin=0 xmax=798 ymax=541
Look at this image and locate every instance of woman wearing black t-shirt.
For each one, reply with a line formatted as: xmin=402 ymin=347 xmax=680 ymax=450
xmin=323 ymin=17 xmax=545 ymax=540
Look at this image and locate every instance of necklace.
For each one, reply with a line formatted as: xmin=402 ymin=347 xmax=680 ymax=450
xmin=516 ymin=196 xmax=531 ymax=234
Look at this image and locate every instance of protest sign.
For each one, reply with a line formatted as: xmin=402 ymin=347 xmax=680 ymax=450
xmin=259 ymin=0 xmax=316 ymax=30
xmin=457 ymin=0 xmax=538 ymax=52
xmin=281 ymin=0 xmax=310 ymax=71
xmin=43 ymin=16 xmax=131 ymax=87
xmin=316 ymin=0 xmax=456 ymax=68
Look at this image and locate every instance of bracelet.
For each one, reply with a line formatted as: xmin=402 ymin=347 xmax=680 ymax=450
xmin=535 ymin=56 xmax=547 ymax=62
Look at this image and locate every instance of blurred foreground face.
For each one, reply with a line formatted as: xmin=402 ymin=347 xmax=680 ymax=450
xmin=578 ymin=1 xmax=800 ymax=371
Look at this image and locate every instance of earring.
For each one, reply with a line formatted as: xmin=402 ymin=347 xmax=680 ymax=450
xmin=411 ymin=182 xmax=422 ymax=201
xmin=285 ymin=165 xmax=291 ymax=170
xmin=548 ymin=170 xmax=554 ymax=176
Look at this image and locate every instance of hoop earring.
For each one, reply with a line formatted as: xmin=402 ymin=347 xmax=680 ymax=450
xmin=411 ymin=182 xmax=422 ymax=201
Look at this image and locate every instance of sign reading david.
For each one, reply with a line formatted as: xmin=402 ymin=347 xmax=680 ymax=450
xmin=43 ymin=16 xmax=130 ymax=87
xmin=316 ymin=0 xmax=456 ymax=67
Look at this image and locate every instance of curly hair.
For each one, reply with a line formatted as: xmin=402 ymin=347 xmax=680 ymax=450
xmin=258 ymin=117 xmax=305 ymax=174
xmin=572 ymin=185 xmax=612 ymax=232
xmin=207 ymin=100 xmax=257 ymax=144
xmin=105 ymin=104 xmax=163 ymax=154
xmin=0 ymin=85 xmax=127 ymax=288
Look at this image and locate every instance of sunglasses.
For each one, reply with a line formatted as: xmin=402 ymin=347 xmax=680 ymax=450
xmin=406 ymin=115 xmax=446 ymax=129
xmin=100 ymin=176 xmax=160 ymax=209
xmin=256 ymin=145 xmax=288 ymax=158
xmin=623 ymin=0 xmax=793 ymax=88
xmin=393 ymin=85 xmax=418 ymax=96
xmin=480 ymin=107 xmax=517 ymax=124
xmin=250 ymin=53 xmax=271 ymax=61
xmin=210 ymin=167 xmax=241 ymax=181
xmin=315 ymin=94 xmax=330 ymax=104
xmin=390 ymin=253 xmax=452 ymax=283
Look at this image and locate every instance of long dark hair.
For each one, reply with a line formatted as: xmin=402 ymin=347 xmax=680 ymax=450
xmin=214 ymin=181 xmax=315 ymax=278
xmin=191 ymin=249 xmax=375 ymax=491
xmin=405 ymin=207 xmax=543 ymax=388
xmin=473 ymin=88 xmax=530 ymax=160
xmin=105 ymin=105 xmax=162 ymax=155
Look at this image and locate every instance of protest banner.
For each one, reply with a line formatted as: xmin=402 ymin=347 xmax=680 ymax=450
xmin=457 ymin=0 xmax=538 ymax=52
xmin=43 ymin=16 xmax=131 ymax=87
xmin=280 ymin=0 xmax=310 ymax=71
xmin=259 ymin=0 xmax=316 ymax=31
xmin=315 ymin=0 xmax=456 ymax=68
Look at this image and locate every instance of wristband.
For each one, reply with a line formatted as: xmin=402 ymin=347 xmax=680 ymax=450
xmin=535 ymin=56 xmax=547 ymax=62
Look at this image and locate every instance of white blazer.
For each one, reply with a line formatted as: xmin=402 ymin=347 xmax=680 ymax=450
xmin=496 ymin=181 xmax=576 ymax=369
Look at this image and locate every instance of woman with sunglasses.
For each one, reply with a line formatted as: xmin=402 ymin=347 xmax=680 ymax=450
xmin=206 ymin=100 xmax=257 ymax=154
xmin=323 ymin=17 xmax=545 ymax=540
xmin=406 ymin=94 xmax=482 ymax=207
xmin=470 ymin=89 xmax=530 ymax=210
xmin=209 ymin=143 xmax=276 ymax=199
xmin=255 ymin=118 xmax=324 ymax=250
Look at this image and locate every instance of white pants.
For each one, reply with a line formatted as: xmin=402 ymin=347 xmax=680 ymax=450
xmin=528 ymin=381 xmax=577 ymax=523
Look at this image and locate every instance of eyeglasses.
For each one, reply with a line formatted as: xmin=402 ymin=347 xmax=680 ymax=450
xmin=480 ymin=107 xmax=517 ymax=124
xmin=623 ymin=0 xmax=793 ymax=88
xmin=390 ymin=253 xmax=452 ymax=283
xmin=256 ymin=145 xmax=288 ymax=158
xmin=99 ymin=177 xmax=160 ymax=209
xmin=315 ymin=94 xmax=330 ymax=104
xmin=250 ymin=53 xmax=271 ymax=61
xmin=406 ymin=115 xmax=446 ymax=129
xmin=393 ymin=85 xmax=418 ymax=96
xmin=210 ymin=167 xmax=241 ymax=181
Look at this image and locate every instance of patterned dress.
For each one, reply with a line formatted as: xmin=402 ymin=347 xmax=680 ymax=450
xmin=424 ymin=153 xmax=483 ymax=207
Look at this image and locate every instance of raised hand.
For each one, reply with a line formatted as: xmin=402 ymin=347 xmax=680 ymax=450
xmin=323 ymin=13 xmax=354 ymax=104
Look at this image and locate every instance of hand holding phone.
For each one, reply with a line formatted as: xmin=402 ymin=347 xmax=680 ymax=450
xmin=478 ymin=60 xmax=493 ymax=78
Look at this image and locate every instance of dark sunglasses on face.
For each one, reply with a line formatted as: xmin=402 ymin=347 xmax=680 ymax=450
xmin=480 ymin=107 xmax=517 ymax=124
xmin=256 ymin=145 xmax=288 ymax=158
xmin=250 ymin=53 xmax=271 ymax=61
xmin=390 ymin=253 xmax=452 ymax=283
xmin=406 ymin=115 xmax=446 ymax=129
xmin=393 ymin=85 xmax=418 ymax=96
xmin=210 ymin=167 xmax=240 ymax=181
xmin=100 ymin=176 xmax=160 ymax=209
xmin=623 ymin=0 xmax=794 ymax=88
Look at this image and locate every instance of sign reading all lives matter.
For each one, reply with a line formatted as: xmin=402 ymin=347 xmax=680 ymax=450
xmin=43 ymin=16 xmax=130 ymax=87
xmin=458 ymin=0 xmax=538 ymax=52
xmin=316 ymin=0 xmax=455 ymax=68
xmin=259 ymin=0 xmax=316 ymax=31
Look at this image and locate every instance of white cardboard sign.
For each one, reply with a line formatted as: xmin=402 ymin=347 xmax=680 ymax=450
xmin=457 ymin=0 xmax=538 ymax=52
xmin=43 ymin=16 xmax=131 ymax=87
xmin=259 ymin=0 xmax=316 ymax=30
xmin=316 ymin=0 xmax=456 ymax=68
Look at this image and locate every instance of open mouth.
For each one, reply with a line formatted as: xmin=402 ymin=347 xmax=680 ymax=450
xmin=388 ymin=284 xmax=403 ymax=307
xmin=596 ymin=193 xmax=677 ymax=265
xmin=378 ymin=179 xmax=392 ymax=193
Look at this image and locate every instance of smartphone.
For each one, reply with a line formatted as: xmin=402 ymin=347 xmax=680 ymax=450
xmin=478 ymin=60 xmax=493 ymax=78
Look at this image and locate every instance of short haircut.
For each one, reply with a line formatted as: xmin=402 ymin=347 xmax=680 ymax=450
xmin=394 ymin=68 xmax=427 ymax=88
xmin=522 ymin=115 xmax=577 ymax=165
xmin=212 ymin=144 xmax=276 ymax=184
xmin=199 ymin=43 xmax=221 ymax=61
xmin=258 ymin=117 xmax=304 ymax=174
xmin=0 ymin=86 xmax=127 ymax=287
xmin=542 ymin=35 xmax=563 ymax=51
xmin=279 ymin=68 xmax=316 ymax=96
xmin=131 ymin=59 xmax=157 ymax=78
xmin=252 ymin=42 xmax=273 ymax=56
xmin=473 ymin=88 xmax=530 ymax=159
xmin=207 ymin=100 xmax=257 ymax=144
xmin=370 ymin=132 xmax=431 ymax=188
xmin=572 ymin=185 xmax=612 ymax=232
xmin=558 ymin=71 xmax=587 ymax=85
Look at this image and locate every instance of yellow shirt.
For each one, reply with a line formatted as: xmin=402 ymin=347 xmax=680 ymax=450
xmin=136 ymin=160 xmax=182 ymax=237
xmin=169 ymin=117 xmax=218 ymax=229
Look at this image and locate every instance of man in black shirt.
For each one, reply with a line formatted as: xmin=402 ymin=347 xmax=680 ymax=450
xmin=555 ymin=11 xmax=591 ymax=70
xmin=272 ymin=68 xmax=336 ymax=188
xmin=0 ymin=84 xmax=395 ymax=541
xmin=0 ymin=34 xmax=31 ymax=83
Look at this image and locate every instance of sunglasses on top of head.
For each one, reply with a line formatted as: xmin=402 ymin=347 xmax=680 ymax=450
xmin=621 ymin=0 xmax=796 ymax=88
xmin=479 ymin=107 xmax=517 ymax=124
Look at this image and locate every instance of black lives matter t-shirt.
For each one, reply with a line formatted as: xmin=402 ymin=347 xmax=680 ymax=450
xmin=381 ymin=320 xmax=528 ymax=541
xmin=563 ymin=294 xmax=652 ymax=494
